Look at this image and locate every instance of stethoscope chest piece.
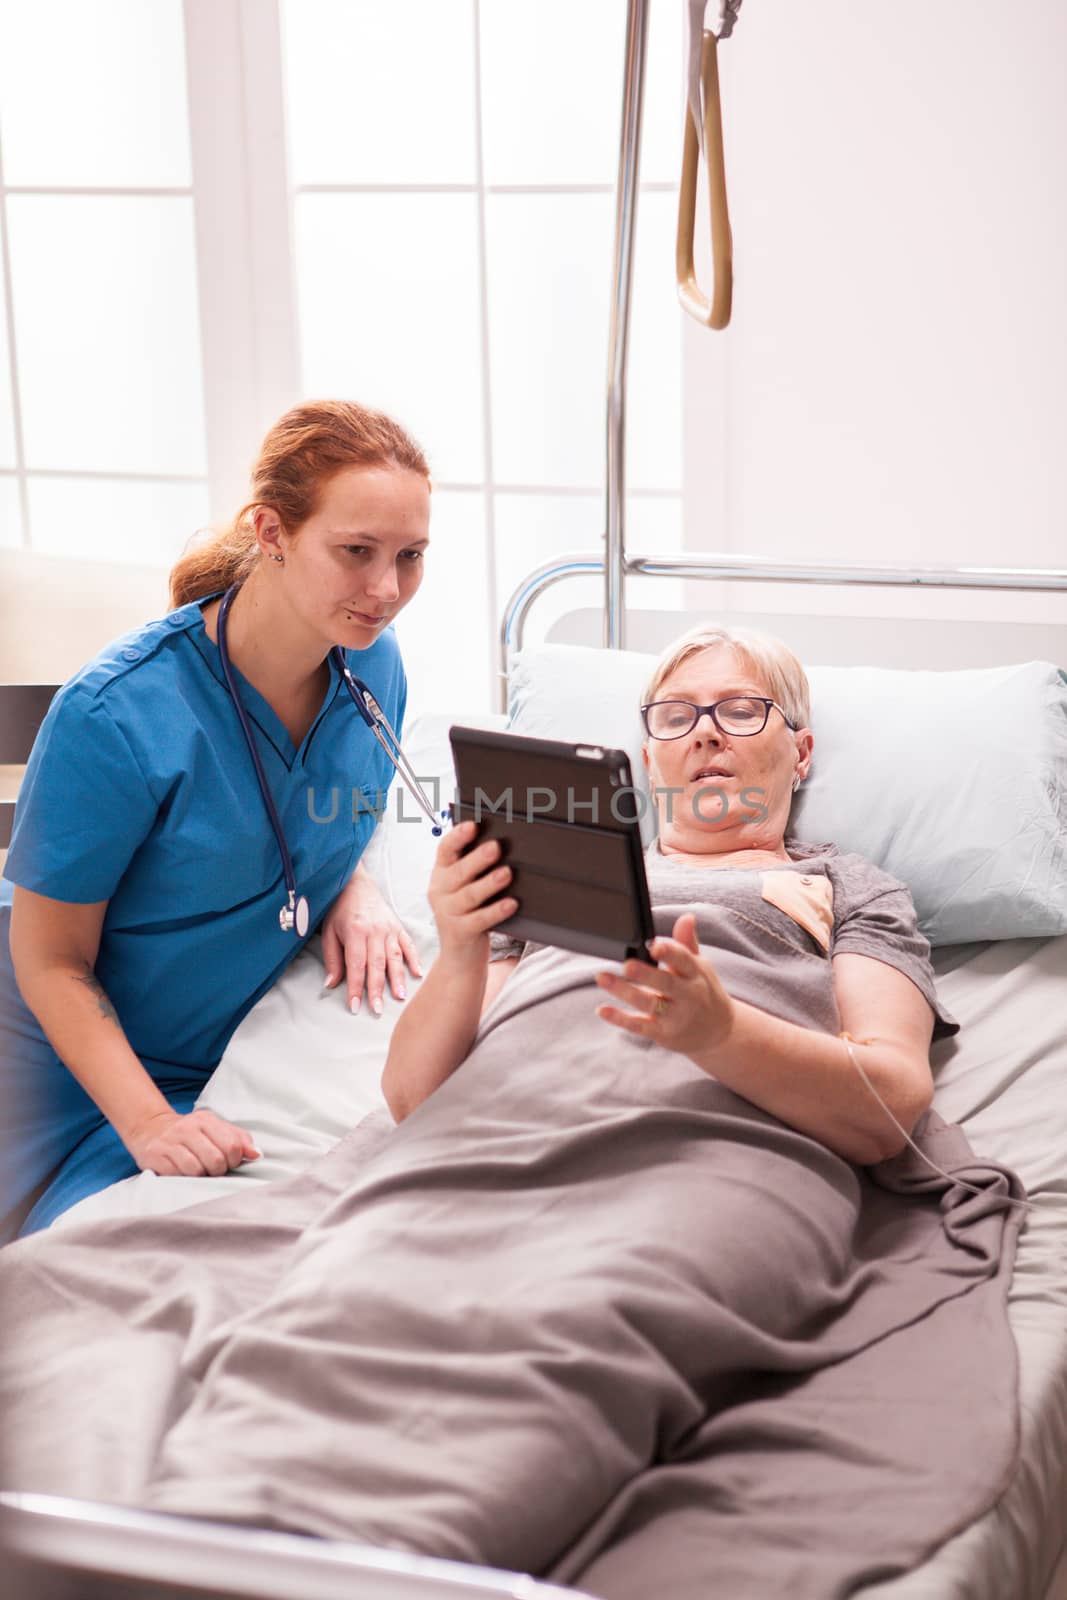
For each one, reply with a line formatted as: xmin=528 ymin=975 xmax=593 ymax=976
xmin=280 ymin=893 xmax=310 ymax=939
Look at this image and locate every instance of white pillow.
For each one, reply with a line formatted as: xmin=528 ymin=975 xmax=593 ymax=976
xmin=507 ymin=643 xmax=1067 ymax=946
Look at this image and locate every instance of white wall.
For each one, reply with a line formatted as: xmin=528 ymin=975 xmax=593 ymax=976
xmin=0 ymin=550 xmax=171 ymax=681
xmin=680 ymin=0 xmax=1067 ymax=629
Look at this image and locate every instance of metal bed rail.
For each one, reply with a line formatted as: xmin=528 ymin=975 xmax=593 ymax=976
xmin=498 ymin=552 xmax=1067 ymax=711
xmin=0 ymin=1492 xmax=590 ymax=1600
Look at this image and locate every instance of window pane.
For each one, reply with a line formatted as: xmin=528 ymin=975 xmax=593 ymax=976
xmin=295 ymin=193 xmax=485 ymax=485
xmin=0 ymin=243 xmax=15 ymax=467
xmin=0 ymin=475 xmax=22 ymax=547
xmin=480 ymin=0 xmax=623 ymax=188
xmin=27 ymin=475 xmax=210 ymax=567
xmin=640 ymin=0 xmax=687 ymax=187
xmin=8 ymin=196 xmax=207 ymax=476
xmin=480 ymin=0 xmax=684 ymax=189
xmin=627 ymin=190 xmax=683 ymax=493
xmin=487 ymin=193 xmax=613 ymax=489
xmin=282 ymin=0 xmax=477 ymax=186
xmin=493 ymin=492 xmax=684 ymax=647
xmin=0 ymin=0 xmax=191 ymax=188
xmin=626 ymin=494 xmax=686 ymax=614
xmin=392 ymin=489 xmax=489 ymax=714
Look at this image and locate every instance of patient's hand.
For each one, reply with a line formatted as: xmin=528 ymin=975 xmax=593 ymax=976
xmin=428 ymin=821 xmax=517 ymax=968
xmin=594 ymin=912 xmax=736 ymax=1056
xmin=380 ymin=827 xmax=518 ymax=1124
xmin=126 ymin=1107 xmax=261 ymax=1178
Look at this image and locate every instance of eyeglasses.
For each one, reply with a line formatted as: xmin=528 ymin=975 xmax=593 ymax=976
xmin=640 ymin=696 xmax=798 ymax=740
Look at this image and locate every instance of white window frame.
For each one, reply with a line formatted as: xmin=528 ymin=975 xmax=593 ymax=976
xmin=182 ymin=0 xmax=300 ymax=524
xmin=0 ymin=125 xmax=29 ymax=546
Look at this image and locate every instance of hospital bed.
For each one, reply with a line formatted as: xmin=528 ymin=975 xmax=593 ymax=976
xmin=2 ymin=583 xmax=1066 ymax=1599
xmin=4 ymin=5 xmax=1066 ymax=1592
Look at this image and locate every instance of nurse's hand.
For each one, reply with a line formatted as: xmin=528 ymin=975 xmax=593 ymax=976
xmin=126 ymin=1107 xmax=262 ymax=1179
xmin=321 ymin=869 xmax=423 ymax=1017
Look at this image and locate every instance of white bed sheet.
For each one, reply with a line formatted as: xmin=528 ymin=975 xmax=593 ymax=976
xmin=54 ymin=930 xmax=404 ymax=1228
xmin=56 ymin=710 xmax=488 ymax=1230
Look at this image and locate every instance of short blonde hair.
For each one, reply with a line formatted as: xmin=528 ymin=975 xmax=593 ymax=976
xmin=641 ymin=624 xmax=811 ymax=731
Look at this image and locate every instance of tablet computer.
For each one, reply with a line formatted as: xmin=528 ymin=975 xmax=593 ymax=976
xmin=448 ymin=725 xmax=655 ymax=965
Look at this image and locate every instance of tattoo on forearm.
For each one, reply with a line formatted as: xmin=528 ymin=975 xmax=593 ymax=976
xmin=75 ymin=968 xmax=121 ymax=1026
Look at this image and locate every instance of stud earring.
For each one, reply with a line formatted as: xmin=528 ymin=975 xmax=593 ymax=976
xmin=269 ymin=553 xmax=284 ymax=565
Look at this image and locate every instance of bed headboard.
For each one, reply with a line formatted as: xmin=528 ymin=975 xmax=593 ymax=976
xmin=500 ymin=552 xmax=1067 ymax=709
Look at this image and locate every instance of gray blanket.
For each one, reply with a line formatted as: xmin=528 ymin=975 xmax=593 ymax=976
xmin=0 ymin=930 xmax=1025 ymax=1598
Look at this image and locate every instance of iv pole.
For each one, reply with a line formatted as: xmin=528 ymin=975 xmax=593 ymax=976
xmin=604 ymin=0 xmax=739 ymax=650
xmin=603 ymin=0 xmax=649 ymax=652
xmin=498 ymin=1 xmax=1063 ymax=710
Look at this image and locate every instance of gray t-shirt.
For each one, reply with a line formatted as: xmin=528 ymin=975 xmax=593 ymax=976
xmin=489 ymin=835 xmax=959 ymax=1043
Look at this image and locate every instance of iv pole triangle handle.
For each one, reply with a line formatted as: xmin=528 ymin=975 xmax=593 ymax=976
xmin=676 ymin=29 xmax=734 ymax=330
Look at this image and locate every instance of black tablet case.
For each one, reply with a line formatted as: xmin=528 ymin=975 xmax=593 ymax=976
xmin=449 ymin=725 xmax=655 ymax=965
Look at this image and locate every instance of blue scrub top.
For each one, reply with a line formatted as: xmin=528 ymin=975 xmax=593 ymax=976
xmin=1 ymin=596 xmax=406 ymax=1075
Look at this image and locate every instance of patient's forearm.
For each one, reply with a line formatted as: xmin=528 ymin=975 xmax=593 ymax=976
xmin=381 ymin=952 xmax=487 ymax=1122
xmin=689 ymin=1003 xmax=929 ymax=1166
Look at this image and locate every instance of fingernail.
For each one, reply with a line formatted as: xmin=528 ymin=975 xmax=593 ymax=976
xmin=349 ymin=997 xmax=361 ymax=1015
xmin=371 ymin=997 xmax=383 ymax=1017
xmin=397 ymin=987 xmax=407 ymax=1001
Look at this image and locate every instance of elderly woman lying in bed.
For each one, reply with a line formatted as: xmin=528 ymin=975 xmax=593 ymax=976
xmin=383 ymin=623 xmax=957 ymax=1163
xmin=1 ymin=627 xmax=1021 ymax=1600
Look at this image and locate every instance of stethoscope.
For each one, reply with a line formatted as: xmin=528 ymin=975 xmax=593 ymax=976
xmin=216 ymin=584 xmax=444 ymax=938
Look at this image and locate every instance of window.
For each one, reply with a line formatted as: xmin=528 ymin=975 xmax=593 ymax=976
xmin=280 ymin=0 xmax=685 ymax=709
xmin=0 ymin=0 xmax=210 ymax=564
xmin=1 ymin=0 xmax=687 ymax=709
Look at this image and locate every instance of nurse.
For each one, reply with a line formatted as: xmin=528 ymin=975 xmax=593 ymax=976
xmin=1 ymin=399 xmax=429 ymax=1242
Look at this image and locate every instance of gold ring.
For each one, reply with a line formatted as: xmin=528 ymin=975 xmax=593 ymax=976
xmin=653 ymin=994 xmax=669 ymax=1018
